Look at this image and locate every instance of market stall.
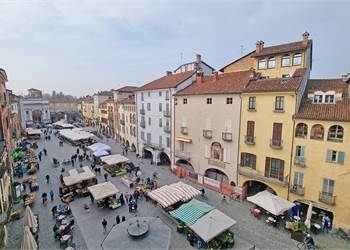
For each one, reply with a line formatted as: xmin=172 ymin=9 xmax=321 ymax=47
xmin=100 ymin=154 xmax=131 ymax=176
xmin=88 ymin=142 xmax=111 ymax=152
xmin=88 ymin=181 xmax=121 ymax=209
xmin=25 ymin=128 xmax=42 ymax=140
xmin=53 ymin=121 xmax=75 ymax=129
xmin=59 ymin=128 xmax=95 ymax=146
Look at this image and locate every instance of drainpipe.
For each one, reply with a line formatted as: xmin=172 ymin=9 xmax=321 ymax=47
xmin=171 ymin=88 xmax=174 ymax=171
xmin=236 ymin=94 xmax=242 ymax=186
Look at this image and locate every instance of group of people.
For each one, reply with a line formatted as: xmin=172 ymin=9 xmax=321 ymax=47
xmin=37 ymin=148 xmax=48 ymax=161
xmin=101 ymin=215 xmax=127 ymax=233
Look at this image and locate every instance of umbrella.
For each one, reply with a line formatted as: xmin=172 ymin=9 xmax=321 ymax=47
xmin=21 ymin=226 xmax=37 ymax=250
xmin=23 ymin=206 xmax=38 ymax=233
xmin=304 ymin=202 xmax=313 ymax=229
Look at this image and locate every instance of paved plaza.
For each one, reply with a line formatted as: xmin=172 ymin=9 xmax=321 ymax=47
xmin=5 ymin=130 xmax=350 ymax=250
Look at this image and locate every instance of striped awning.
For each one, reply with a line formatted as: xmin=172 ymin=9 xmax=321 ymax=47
xmin=148 ymin=181 xmax=201 ymax=208
xmin=169 ymin=199 xmax=214 ymax=225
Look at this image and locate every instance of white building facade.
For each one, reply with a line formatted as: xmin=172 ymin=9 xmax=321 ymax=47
xmin=93 ymin=91 xmax=113 ymax=126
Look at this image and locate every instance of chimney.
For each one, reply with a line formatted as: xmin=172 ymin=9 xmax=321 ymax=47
xmin=302 ymin=31 xmax=310 ymax=46
xmin=195 ymin=54 xmax=202 ymax=71
xmin=342 ymin=73 xmax=350 ymax=96
xmin=166 ymin=71 xmax=172 ymax=76
xmin=211 ymin=71 xmax=219 ymax=81
xmin=255 ymin=40 xmax=264 ymax=53
xmin=196 ymin=71 xmax=204 ymax=84
xmin=249 ymin=68 xmax=256 ymax=79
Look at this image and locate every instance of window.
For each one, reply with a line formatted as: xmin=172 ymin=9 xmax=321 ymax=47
xmin=183 ymin=98 xmax=187 ymax=104
xmin=226 ymin=98 xmax=232 ymax=104
xmin=295 ymin=145 xmax=305 ymax=157
xmin=246 ymin=121 xmax=255 ymax=143
xmin=207 ymin=98 xmax=212 ymax=104
xmin=275 ymin=96 xmax=284 ymax=111
xmin=141 ymin=131 xmax=145 ymax=140
xmin=326 ymin=150 xmax=345 ymax=165
xmin=293 ymin=53 xmax=302 ymax=66
xmin=327 ymin=125 xmax=344 ymax=141
xmin=147 ymin=103 xmax=151 ymax=111
xmin=159 ymin=118 xmax=162 ymax=127
xmin=271 ymin=123 xmax=282 ymax=147
xmin=159 ymin=91 xmax=162 ymax=96
xmin=141 ymin=92 xmax=144 ymax=101
xmin=248 ymin=97 xmax=256 ymax=110
xmin=159 ymin=103 xmax=162 ymax=112
xmin=165 ymin=91 xmax=169 ymax=100
xmin=148 ymin=117 xmax=151 ymax=126
xmin=211 ymin=142 xmax=222 ymax=160
xmin=26 ymin=110 xmax=29 ymax=115
xmin=311 ymin=124 xmax=324 ymax=140
xmin=265 ymin=157 xmax=284 ymax=181
xmin=159 ymin=136 xmax=162 ymax=146
xmin=258 ymin=58 xmax=266 ymax=69
xmin=179 ymin=141 xmax=185 ymax=151
xmin=268 ymin=57 xmax=275 ymax=69
xmin=293 ymin=172 xmax=304 ymax=187
xmin=295 ymin=123 xmax=308 ymax=138
xmin=148 ymin=92 xmax=150 ymax=97
xmin=281 ymin=54 xmax=290 ymax=67
xmin=313 ymin=95 xmax=323 ymax=103
xmin=166 ymin=137 xmax=170 ymax=148
xmin=146 ymin=133 xmax=151 ymax=143
xmin=240 ymin=153 xmax=256 ymax=169
xmin=325 ymin=95 xmax=335 ymax=104
xmin=322 ymin=179 xmax=335 ymax=195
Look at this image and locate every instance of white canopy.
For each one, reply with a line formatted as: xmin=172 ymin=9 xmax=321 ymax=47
xmin=190 ymin=209 xmax=236 ymax=242
xmin=88 ymin=181 xmax=119 ymax=201
xmin=59 ymin=128 xmax=94 ymax=141
xmin=100 ymin=154 xmax=129 ymax=165
xmin=93 ymin=150 xmax=109 ymax=157
xmin=21 ymin=226 xmax=38 ymax=250
xmin=53 ymin=120 xmax=74 ymax=129
xmin=25 ymin=128 xmax=42 ymax=135
xmin=148 ymin=181 xmax=201 ymax=208
xmin=88 ymin=142 xmax=111 ymax=152
xmin=23 ymin=206 xmax=38 ymax=233
xmin=63 ymin=166 xmax=96 ymax=186
xmin=247 ymin=190 xmax=295 ymax=216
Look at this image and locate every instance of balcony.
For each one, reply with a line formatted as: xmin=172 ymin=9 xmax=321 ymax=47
xmin=319 ymin=192 xmax=336 ymax=205
xmin=270 ymin=139 xmax=283 ymax=149
xmin=222 ymin=132 xmax=232 ymax=142
xmin=239 ymin=167 xmax=288 ymax=187
xmin=163 ymin=126 xmax=171 ymax=133
xmin=120 ymin=119 xmax=125 ymax=125
xmin=203 ymin=130 xmax=212 ymax=139
xmin=245 ymin=135 xmax=255 ymax=145
xmin=139 ymin=109 xmax=145 ymax=115
xmin=294 ymin=156 xmax=306 ymax=167
xmin=208 ymin=158 xmax=226 ymax=169
xmin=140 ymin=121 xmax=145 ymax=128
xmin=175 ymin=150 xmax=190 ymax=161
xmin=290 ymin=185 xmax=305 ymax=196
xmin=181 ymin=126 xmax=188 ymax=135
xmin=144 ymin=141 xmax=164 ymax=150
xmin=163 ymin=110 xmax=171 ymax=117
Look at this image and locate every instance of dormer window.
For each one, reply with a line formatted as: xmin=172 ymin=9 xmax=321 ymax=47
xmin=258 ymin=58 xmax=266 ymax=69
xmin=268 ymin=57 xmax=275 ymax=69
xmin=313 ymin=95 xmax=323 ymax=103
xmin=293 ymin=53 xmax=302 ymax=66
xmin=325 ymin=95 xmax=335 ymax=104
xmin=281 ymin=54 xmax=290 ymax=67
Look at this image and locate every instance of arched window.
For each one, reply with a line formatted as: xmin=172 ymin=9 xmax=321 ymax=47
xmin=211 ymin=142 xmax=222 ymax=160
xmin=295 ymin=123 xmax=308 ymax=138
xmin=311 ymin=124 xmax=324 ymax=140
xmin=328 ymin=125 xmax=344 ymax=142
xmin=205 ymin=168 xmax=229 ymax=183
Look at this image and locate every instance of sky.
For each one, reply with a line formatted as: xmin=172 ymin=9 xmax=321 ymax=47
xmin=0 ymin=0 xmax=349 ymax=97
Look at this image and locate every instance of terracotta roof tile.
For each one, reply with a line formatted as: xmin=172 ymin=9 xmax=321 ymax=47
xmin=252 ymin=40 xmax=311 ymax=57
xmin=119 ymin=96 xmax=135 ymax=105
xmin=138 ymin=71 xmax=195 ymax=91
xmin=294 ymin=79 xmax=350 ymax=121
xmin=116 ymin=86 xmax=139 ymax=92
xmin=242 ymin=68 xmax=306 ymax=93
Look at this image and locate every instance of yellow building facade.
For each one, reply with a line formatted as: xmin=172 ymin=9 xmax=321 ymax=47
xmin=82 ymin=98 xmax=94 ymax=125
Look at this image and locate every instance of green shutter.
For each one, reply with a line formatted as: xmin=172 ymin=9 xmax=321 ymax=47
xmin=337 ymin=151 xmax=345 ymax=165
xmin=326 ymin=150 xmax=332 ymax=162
xmin=300 ymin=146 xmax=305 ymax=157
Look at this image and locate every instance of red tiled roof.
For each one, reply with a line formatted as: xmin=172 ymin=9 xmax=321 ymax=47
xmin=119 ymin=96 xmax=135 ymax=104
xmin=138 ymin=71 xmax=195 ymax=91
xmin=175 ymin=70 xmax=252 ymax=96
xmin=294 ymin=79 xmax=350 ymax=121
xmin=242 ymin=68 xmax=306 ymax=93
xmin=95 ymin=91 xmax=113 ymax=96
xmin=252 ymin=40 xmax=311 ymax=57
xmin=116 ymin=86 xmax=139 ymax=92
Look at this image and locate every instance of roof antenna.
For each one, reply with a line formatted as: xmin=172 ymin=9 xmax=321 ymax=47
xmin=240 ymin=45 xmax=244 ymax=55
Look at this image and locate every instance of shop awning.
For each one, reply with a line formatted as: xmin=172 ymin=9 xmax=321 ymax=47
xmin=189 ymin=209 xmax=236 ymax=242
xmin=100 ymin=154 xmax=129 ymax=165
xmin=88 ymin=181 xmax=119 ymax=201
xmin=63 ymin=166 xmax=96 ymax=186
xmin=88 ymin=142 xmax=111 ymax=152
xmin=93 ymin=150 xmax=109 ymax=157
xmin=25 ymin=128 xmax=42 ymax=135
xmin=59 ymin=128 xmax=95 ymax=141
xmin=169 ymin=199 xmax=214 ymax=225
xmin=247 ymin=190 xmax=295 ymax=216
xmin=53 ymin=120 xmax=74 ymax=129
xmin=175 ymin=137 xmax=192 ymax=143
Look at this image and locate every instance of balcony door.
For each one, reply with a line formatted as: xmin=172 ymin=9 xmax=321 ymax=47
xmin=272 ymin=123 xmax=282 ymax=145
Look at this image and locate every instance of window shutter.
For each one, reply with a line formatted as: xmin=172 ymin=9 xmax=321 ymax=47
xmin=272 ymin=123 xmax=282 ymax=141
xmin=252 ymin=155 xmax=256 ymax=170
xmin=247 ymin=121 xmax=255 ymax=137
xmin=206 ymin=118 xmax=211 ymax=130
xmin=279 ymin=160 xmax=285 ymax=182
xmin=223 ymin=148 xmax=227 ymax=162
xmin=265 ymin=157 xmax=271 ymax=177
xmin=240 ymin=153 xmax=245 ymax=167
xmin=205 ymin=145 xmax=209 ymax=158
xmin=225 ymin=120 xmax=232 ymax=132
xmin=224 ymin=149 xmax=231 ymax=163
xmin=337 ymin=151 xmax=345 ymax=165
xmin=326 ymin=150 xmax=332 ymax=162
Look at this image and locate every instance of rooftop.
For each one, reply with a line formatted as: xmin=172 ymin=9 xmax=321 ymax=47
xmin=252 ymin=40 xmax=311 ymax=57
xmin=116 ymin=86 xmax=139 ymax=92
xmin=119 ymin=95 xmax=135 ymax=105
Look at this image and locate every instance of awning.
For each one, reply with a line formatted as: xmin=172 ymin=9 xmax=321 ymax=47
xmin=189 ymin=209 xmax=237 ymax=242
xmin=169 ymin=199 xmax=214 ymax=225
xmin=247 ymin=190 xmax=295 ymax=216
xmin=93 ymin=150 xmax=109 ymax=157
xmin=23 ymin=206 xmax=38 ymax=233
xmin=25 ymin=128 xmax=42 ymax=135
xmin=100 ymin=154 xmax=129 ymax=165
xmin=53 ymin=120 xmax=74 ymax=129
xmin=88 ymin=142 xmax=111 ymax=152
xmin=59 ymin=128 xmax=95 ymax=141
xmin=88 ymin=181 xmax=119 ymax=201
xmin=148 ymin=181 xmax=201 ymax=208
xmin=21 ymin=226 xmax=38 ymax=250
xmin=63 ymin=166 xmax=96 ymax=186
xmin=175 ymin=137 xmax=192 ymax=143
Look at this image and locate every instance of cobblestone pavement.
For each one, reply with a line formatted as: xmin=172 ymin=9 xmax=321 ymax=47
xmin=6 ymin=129 xmax=350 ymax=250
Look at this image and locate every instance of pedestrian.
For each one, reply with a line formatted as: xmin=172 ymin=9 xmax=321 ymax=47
xmin=71 ymin=159 xmax=74 ymax=166
xmin=104 ymin=173 xmax=108 ymax=182
xmin=42 ymin=192 xmax=48 ymax=204
xmin=76 ymin=148 xmax=80 ymax=154
xmin=43 ymin=148 xmax=47 ymax=156
xmin=49 ymin=190 xmax=54 ymax=201
xmin=102 ymin=219 xmax=108 ymax=233
xmin=115 ymin=215 xmax=120 ymax=224
xmin=122 ymin=216 xmax=126 ymax=222
xmin=46 ymin=174 xmax=50 ymax=184
xmin=125 ymin=192 xmax=130 ymax=204
xmin=129 ymin=195 xmax=133 ymax=204
xmin=125 ymin=147 xmax=128 ymax=155
xmin=51 ymin=205 xmax=57 ymax=217
xmin=119 ymin=193 xmax=125 ymax=206
xmin=38 ymin=154 xmax=42 ymax=162
xmin=90 ymin=193 xmax=94 ymax=203
xmin=61 ymin=168 xmax=65 ymax=173
xmin=22 ymin=183 xmax=26 ymax=193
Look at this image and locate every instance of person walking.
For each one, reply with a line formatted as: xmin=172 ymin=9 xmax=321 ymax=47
xmin=122 ymin=216 xmax=126 ymax=222
xmin=46 ymin=174 xmax=50 ymax=184
xmin=115 ymin=215 xmax=120 ymax=225
xmin=49 ymin=190 xmax=54 ymax=201
xmin=51 ymin=205 xmax=57 ymax=217
xmin=119 ymin=193 xmax=125 ymax=206
xmin=42 ymin=192 xmax=48 ymax=204
xmin=76 ymin=148 xmax=80 ymax=154
xmin=102 ymin=219 xmax=108 ymax=233
xmin=38 ymin=153 xmax=42 ymax=162
xmin=125 ymin=192 xmax=130 ymax=204
xmin=43 ymin=148 xmax=47 ymax=156
xmin=104 ymin=173 xmax=108 ymax=182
